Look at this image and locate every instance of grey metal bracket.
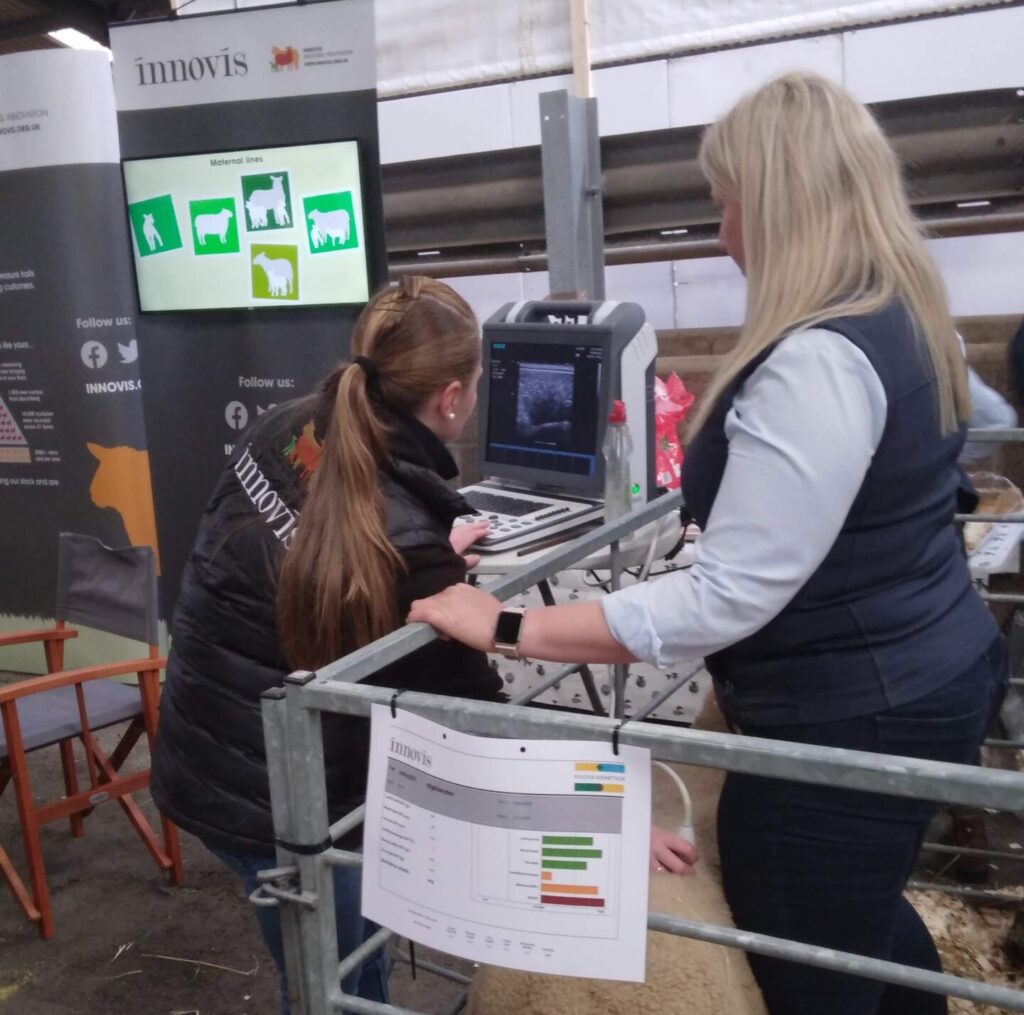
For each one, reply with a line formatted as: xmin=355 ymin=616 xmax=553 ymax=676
xmin=540 ymin=89 xmax=605 ymax=299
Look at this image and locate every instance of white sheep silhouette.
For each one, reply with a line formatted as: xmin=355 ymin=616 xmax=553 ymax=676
xmin=308 ymin=209 xmax=350 ymax=248
xmin=253 ymin=253 xmax=293 ymax=297
xmin=194 ymin=208 xmax=234 ymax=246
xmin=245 ymin=199 xmax=268 ymax=229
xmin=273 ymin=200 xmax=290 ymax=227
xmin=246 ymin=175 xmax=286 ymax=229
xmin=142 ymin=213 xmax=163 ymax=252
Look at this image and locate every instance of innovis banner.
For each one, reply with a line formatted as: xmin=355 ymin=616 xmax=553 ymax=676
xmin=111 ymin=0 xmax=388 ymax=617
xmin=0 ymin=50 xmax=157 ymax=618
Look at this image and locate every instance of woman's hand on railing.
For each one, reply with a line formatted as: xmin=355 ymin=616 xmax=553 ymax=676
xmin=408 ymin=582 xmax=503 ymax=651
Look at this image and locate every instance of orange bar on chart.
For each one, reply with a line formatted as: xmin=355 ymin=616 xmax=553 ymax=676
xmin=542 ymin=883 xmax=601 ymax=895
xmin=541 ymin=871 xmax=552 ymax=881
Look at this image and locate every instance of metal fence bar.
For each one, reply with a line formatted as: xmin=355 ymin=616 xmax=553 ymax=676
xmin=324 ymin=846 xmax=363 ymax=869
xmin=646 ymin=912 xmax=1024 ymax=1009
xmin=328 ymin=804 xmax=367 ymax=846
xmin=956 ymin=513 xmax=1024 ymax=523
xmin=301 ymin=682 xmax=1024 ymax=812
xmin=262 ymin=688 xmax=312 ymax=1013
xmin=337 ymin=927 xmax=395 ymax=983
xmin=330 ymin=994 xmax=437 ymax=1015
xmin=964 ymin=428 xmax=1024 ymax=442
xmin=326 ymin=903 xmax=1024 ymax=1013
xmin=308 ymin=838 xmax=1024 ymax=1013
xmin=315 ymin=821 xmax=1024 ymax=1011
xmin=311 ymin=492 xmax=682 ymax=689
xmin=906 ymin=881 xmax=1024 ymax=907
xmin=284 ymin=674 xmax=343 ymax=1014
xmin=920 ymin=841 xmax=1024 ymax=864
xmin=390 ymin=950 xmax=474 ymax=987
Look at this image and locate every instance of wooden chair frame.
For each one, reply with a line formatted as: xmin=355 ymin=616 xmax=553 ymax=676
xmin=0 ymin=628 xmax=183 ymax=939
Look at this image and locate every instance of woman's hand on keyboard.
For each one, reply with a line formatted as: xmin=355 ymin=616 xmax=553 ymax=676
xmin=408 ymin=583 xmax=502 ymax=652
xmin=450 ymin=519 xmax=491 ymax=570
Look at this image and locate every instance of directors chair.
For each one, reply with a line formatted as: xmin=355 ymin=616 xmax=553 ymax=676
xmin=0 ymin=532 xmax=183 ymax=938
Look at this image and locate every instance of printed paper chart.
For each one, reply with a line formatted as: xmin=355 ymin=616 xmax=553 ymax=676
xmin=363 ymin=706 xmax=651 ymax=981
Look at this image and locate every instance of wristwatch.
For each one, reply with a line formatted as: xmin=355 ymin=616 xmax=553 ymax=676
xmin=493 ymin=607 xmax=527 ymax=660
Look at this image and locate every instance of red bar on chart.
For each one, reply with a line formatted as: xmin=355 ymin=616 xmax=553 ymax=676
xmin=541 ymin=894 xmax=606 ymax=907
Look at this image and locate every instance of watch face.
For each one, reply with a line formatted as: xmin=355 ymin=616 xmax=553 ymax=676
xmin=494 ymin=610 xmax=525 ymax=646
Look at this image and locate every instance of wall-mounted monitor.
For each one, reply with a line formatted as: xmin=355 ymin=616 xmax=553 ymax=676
xmin=122 ymin=139 xmax=370 ymax=312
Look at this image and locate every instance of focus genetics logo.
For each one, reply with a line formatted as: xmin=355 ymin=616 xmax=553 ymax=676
xmin=133 ymin=46 xmax=248 ymax=86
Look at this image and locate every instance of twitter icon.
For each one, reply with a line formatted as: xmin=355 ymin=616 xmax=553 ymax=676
xmin=118 ymin=339 xmax=139 ymax=364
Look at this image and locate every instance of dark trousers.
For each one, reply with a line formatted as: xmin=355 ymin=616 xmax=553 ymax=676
xmin=205 ymin=842 xmax=388 ymax=1015
xmin=719 ymin=637 xmax=1008 ymax=1015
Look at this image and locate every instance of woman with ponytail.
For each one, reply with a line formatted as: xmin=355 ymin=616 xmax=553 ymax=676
xmin=409 ymin=75 xmax=1007 ymax=1013
xmin=151 ymin=277 xmax=501 ymax=1012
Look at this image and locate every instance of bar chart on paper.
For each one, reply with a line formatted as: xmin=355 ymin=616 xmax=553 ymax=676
xmin=472 ymin=762 xmax=628 ymax=925
xmin=474 ymin=827 xmax=616 ymax=910
xmin=363 ymin=706 xmax=651 ymax=980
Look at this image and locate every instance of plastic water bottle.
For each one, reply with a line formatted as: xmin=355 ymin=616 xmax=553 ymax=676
xmin=603 ymin=399 xmax=633 ymax=521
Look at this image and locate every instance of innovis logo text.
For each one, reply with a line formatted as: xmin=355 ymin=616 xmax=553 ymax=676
xmin=134 ymin=47 xmax=248 ymax=86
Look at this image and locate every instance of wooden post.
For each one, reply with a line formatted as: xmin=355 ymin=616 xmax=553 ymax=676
xmin=570 ymin=0 xmax=592 ymax=99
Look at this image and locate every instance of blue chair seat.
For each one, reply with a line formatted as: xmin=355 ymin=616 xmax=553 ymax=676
xmin=0 ymin=680 xmax=141 ymax=758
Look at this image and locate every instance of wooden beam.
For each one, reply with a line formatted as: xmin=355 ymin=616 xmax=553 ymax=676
xmin=569 ymin=0 xmax=592 ymax=99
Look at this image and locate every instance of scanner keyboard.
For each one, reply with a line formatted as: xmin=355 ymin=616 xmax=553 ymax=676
xmin=461 ymin=490 xmax=549 ymax=517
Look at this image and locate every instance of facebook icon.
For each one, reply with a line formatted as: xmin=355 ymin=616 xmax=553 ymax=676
xmin=225 ymin=401 xmax=249 ymax=431
xmin=80 ymin=341 xmax=108 ymax=370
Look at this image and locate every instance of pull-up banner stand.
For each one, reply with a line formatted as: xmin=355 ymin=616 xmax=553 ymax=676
xmin=111 ymin=0 xmax=387 ymax=617
xmin=0 ymin=50 xmax=155 ymax=620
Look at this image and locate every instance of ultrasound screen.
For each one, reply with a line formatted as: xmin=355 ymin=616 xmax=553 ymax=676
xmin=485 ymin=342 xmax=604 ymax=478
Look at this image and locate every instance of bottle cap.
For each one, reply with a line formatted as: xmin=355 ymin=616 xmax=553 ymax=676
xmin=608 ymin=399 xmax=627 ymax=424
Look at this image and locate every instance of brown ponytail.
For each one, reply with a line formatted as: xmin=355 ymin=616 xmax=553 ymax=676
xmin=277 ymin=276 xmax=480 ymax=670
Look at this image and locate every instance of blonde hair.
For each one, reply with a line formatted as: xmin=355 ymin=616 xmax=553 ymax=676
xmin=691 ymin=72 xmax=968 ymax=434
xmin=277 ymin=276 xmax=480 ymax=670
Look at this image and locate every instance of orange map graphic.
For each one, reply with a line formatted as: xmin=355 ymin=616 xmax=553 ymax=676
xmin=87 ymin=443 xmax=161 ymax=574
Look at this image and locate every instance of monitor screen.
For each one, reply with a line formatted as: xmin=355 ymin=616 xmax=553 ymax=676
xmin=122 ymin=140 xmax=370 ymax=312
xmin=484 ymin=340 xmax=604 ymax=482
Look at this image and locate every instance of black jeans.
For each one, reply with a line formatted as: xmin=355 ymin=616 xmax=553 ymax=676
xmin=718 ymin=637 xmax=1008 ymax=1015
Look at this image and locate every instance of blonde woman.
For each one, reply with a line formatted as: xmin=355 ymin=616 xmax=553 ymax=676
xmin=409 ymin=75 xmax=1007 ymax=1013
xmin=152 ymin=277 xmax=501 ymax=1014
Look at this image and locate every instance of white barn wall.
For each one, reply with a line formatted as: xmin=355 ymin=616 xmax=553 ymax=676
xmin=511 ymin=61 xmax=672 ymax=144
xmin=667 ymin=35 xmax=843 ymax=128
xmin=168 ymin=2 xmax=1024 ymax=324
xmin=930 ymin=234 xmax=1024 ymax=317
xmin=843 ymin=5 xmax=1024 ymax=102
xmin=378 ymin=82 xmax=514 ymax=162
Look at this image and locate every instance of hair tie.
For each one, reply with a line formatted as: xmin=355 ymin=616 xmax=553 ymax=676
xmin=353 ymin=355 xmax=380 ymax=388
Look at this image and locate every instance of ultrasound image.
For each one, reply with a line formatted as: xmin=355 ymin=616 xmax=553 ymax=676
xmin=516 ymin=363 xmax=573 ymax=445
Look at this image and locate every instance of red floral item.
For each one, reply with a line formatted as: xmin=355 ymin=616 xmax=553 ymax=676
xmin=654 ymin=373 xmax=694 ymax=491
